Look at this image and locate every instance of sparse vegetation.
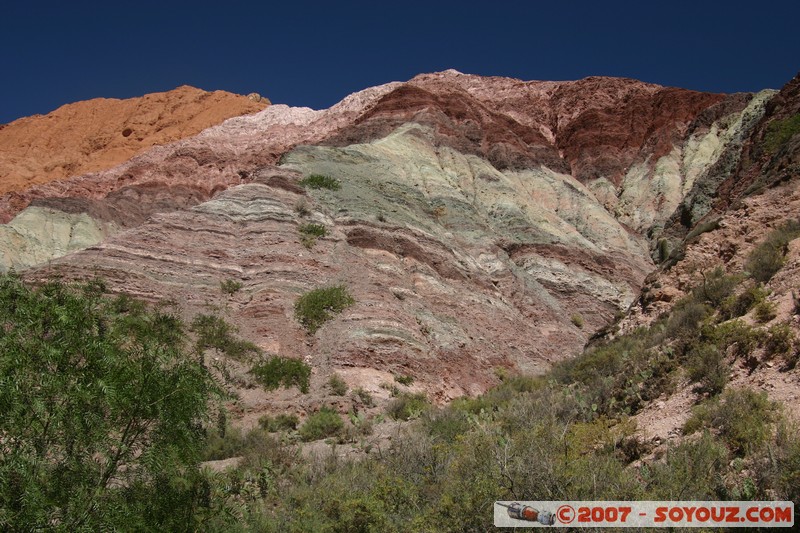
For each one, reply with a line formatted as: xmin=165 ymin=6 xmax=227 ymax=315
xmin=299 ymin=174 xmax=341 ymax=190
xmin=353 ymin=387 xmax=375 ymax=407
xmin=686 ymin=342 xmax=728 ymax=395
xmin=693 ymin=267 xmax=739 ymax=307
xmin=763 ymin=323 xmax=795 ymax=360
xmin=328 ymin=373 xmax=348 ymax=395
xmin=298 ymin=222 xmax=327 ymax=249
xmin=386 ymin=392 xmax=430 ymax=420
xmin=570 ymin=313 xmax=585 ymax=328
xmin=745 ymin=220 xmax=800 ymax=283
xmin=763 ymin=113 xmax=800 ymax=153
xmin=259 ymin=413 xmax=300 ymax=432
xmin=220 ymin=278 xmax=243 ymax=294
xmin=294 ymin=285 xmax=355 ymax=333
xmin=294 ymin=198 xmax=311 ymax=216
xmin=8 ymin=234 xmax=800 ymax=531
xmin=684 ymin=388 xmax=776 ymax=455
xmin=250 ymin=356 xmax=311 ymax=394
xmin=394 ymin=374 xmax=414 ymax=386
xmin=720 ymin=283 xmax=768 ymax=320
xmin=299 ymin=408 xmax=344 ymax=441
xmin=754 ymin=299 xmax=777 ymax=322
xmin=190 ymin=313 xmax=261 ymax=361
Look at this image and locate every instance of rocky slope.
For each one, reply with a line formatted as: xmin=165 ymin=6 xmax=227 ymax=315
xmin=0 ymin=85 xmax=268 ymax=197
xmin=612 ymin=73 xmax=800 ymax=441
xmin=2 ymin=70 xmax=778 ymax=406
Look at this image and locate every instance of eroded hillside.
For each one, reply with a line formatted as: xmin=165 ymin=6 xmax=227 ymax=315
xmin=0 ymin=70 xmax=779 ymax=404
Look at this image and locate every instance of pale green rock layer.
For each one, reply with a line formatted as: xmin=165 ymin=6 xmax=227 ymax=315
xmin=0 ymin=207 xmax=116 ymax=272
xmin=281 ymin=123 xmax=653 ymax=311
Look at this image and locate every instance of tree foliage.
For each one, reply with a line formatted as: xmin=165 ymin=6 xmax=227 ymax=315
xmin=0 ymin=275 xmax=218 ymax=531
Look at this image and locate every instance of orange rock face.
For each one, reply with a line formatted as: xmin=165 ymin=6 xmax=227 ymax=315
xmin=0 ymin=86 xmax=268 ymax=195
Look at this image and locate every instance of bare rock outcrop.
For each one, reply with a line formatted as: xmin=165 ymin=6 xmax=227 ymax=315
xmin=0 ymin=85 xmax=269 ymax=196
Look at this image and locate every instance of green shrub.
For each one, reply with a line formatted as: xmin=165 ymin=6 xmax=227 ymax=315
xmin=294 ymin=285 xmax=355 ymax=333
xmin=693 ymin=267 xmax=739 ymax=307
xmin=643 ymin=432 xmax=729 ymax=499
xmin=298 ymin=223 xmax=328 ymax=249
xmin=203 ymin=425 xmax=246 ymax=461
xmin=353 ymin=387 xmax=374 ymax=407
xmin=686 ymin=342 xmax=728 ymax=395
xmin=259 ymin=413 xmax=300 ymax=432
xmin=220 ymin=278 xmax=243 ymax=294
xmin=250 ymin=356 xmax=311 ymax=394
xmin=394 ymin=374 xmax=414 ymax=386
xmin=709 ymin=320 xmax=764 ymax=359
xmin=328 ymin=373 xmax=348 ymax=396
xmin=571 ymin=313 xmax=585 ymax=328
xmin=299 ymin=174 xmax=341 ymax=190
xmin=0 ymin=275 xmax=217 ymax=530
xmin=684 ymin=388 xmax=776 ymax=455
xmin=745 ymin=220 xmax=800 ymax=283
xmin=764 ymin=114 xmax=800 ymax=153
xmin=764 ymin=323 xmax=795 ymax=360
xmin=754 ymin=299 xmax=777 ymax=323
xmin=386 ymin=393 xmax=430 ymax=421
xmin=299 ymin=408 xmax=344 ymax=441
xmin=720 ymin=284 xmax=768 ymax=320
xmin=665 ymin=299 xmax=711 ymax=340
xmin=190 ymin=313 xmax=260 ymax=361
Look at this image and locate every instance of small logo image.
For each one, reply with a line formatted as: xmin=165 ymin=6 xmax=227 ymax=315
xmin=496 ymin=502 xmax=556 ymax=525
xmin=556 ymin=504 xmax=575 ymax=524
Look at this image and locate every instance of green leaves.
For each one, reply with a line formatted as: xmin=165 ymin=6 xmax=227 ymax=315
xmin=0 ymin=275 xmax=217 ymax=531
xmin=250 ymin=356 xmax=311 ymax=394
xmin=293 ymin=285 xmax=355 ymax=334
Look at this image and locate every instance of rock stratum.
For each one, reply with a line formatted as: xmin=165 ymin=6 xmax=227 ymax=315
xmin=0 ymin=85 xmax=268 ymax=197
xmin=3 ymin=69 xmax=796 ymax=403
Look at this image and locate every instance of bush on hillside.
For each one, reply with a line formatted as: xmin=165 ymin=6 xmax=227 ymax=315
xmin=299 ymin=174 xmax=341 ymax=190
xmin=299 ymin=408 xmax=344 ymax=441
xmin=745 ymin=220 xmax=800 ymax=283
xmin=294 ymin=285 xmax=355 ymax=333
xmin=250 ymin=356 xmax=311 ymax=394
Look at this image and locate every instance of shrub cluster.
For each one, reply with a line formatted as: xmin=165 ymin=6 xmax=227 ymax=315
xmin=250 ymin=356 xmax=311 ymax=393
xmin=220 ymin=278 xmax=243 ymax=294
xmin=298 ymin=408 xmax=344 ymax=441
xmin=328 ymin=373 xmax=348 ymax=395
xmin=258 ymin=413 xmax=300 ymax=432
xmin=298 ymin=222 xmax=327 ymax=249
xmin=386 ymin=392 xmax=430 ymax=421
xmin=299 ymin=174 xmax=341 ymax=190
xmin=191 ymin=313 xmax=260 ymax=361
xmin=294 ymin=285 xmax=355 ymax=333
xmin=763 ymin=113 xmax=800 ymax=153
xmin=745 ymin=220 xmax=800 ymax=283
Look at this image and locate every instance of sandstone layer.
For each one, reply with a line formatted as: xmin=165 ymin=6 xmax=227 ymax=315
xmin=0 ymin=85 xmax=268 ymax=196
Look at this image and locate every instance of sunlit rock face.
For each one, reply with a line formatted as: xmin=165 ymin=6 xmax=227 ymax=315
xmin=2 ymin=70 xmax=771 ymax=396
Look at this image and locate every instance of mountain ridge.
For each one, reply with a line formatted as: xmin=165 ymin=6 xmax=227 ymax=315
xmin=2 ymin=70 xmax=784 ymax=405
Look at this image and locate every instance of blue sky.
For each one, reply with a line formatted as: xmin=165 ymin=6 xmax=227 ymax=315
xmin=2 ymin=0 xmax=798 ymax=124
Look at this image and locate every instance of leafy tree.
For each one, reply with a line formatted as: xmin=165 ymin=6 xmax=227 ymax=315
xmin=0 ymin=275 xmax=219 ymax=531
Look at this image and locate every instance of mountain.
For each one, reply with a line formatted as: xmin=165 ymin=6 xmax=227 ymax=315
xmin=0 ymin=85 xmax=268 ymax=198
xmin=3 ymin=70 xmax=786 ymax=408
